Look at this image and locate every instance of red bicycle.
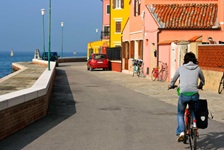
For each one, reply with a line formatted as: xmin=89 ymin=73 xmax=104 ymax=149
xmin=151 ymin=61 xmax=168 ymax=82
xmin=184 ymin=103 xmax=198 ymax=150
xmin=168 ymin=85 xmax=198 ymax=150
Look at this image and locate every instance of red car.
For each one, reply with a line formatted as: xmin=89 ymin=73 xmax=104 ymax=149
xmin=87 ymin=53 xmax=109 ymax=71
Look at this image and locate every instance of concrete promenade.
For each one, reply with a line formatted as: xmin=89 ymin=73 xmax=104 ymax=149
xmin=0 ymin=61 xmax=223 ymax=123
xmin=85 ymin=64 xmax=224 ymax=124
xmin=0 ymin=62 xmax=46 ymax=95
xmin=0 ymin=62 xmax=224 ymax=149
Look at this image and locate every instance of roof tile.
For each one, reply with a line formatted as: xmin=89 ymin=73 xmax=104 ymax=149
xmin=188 ymin=35 xmax=202 ymax=42
xmin=149 ymin=3 xmax=218 ymax=29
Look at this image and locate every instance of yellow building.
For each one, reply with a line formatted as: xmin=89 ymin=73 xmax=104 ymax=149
xmin=87 ymin=40 xmax=102 ymax=59
xmin=110 ymin=0 xmax=130 ymax=47
xmin=87 ymin=0 xmax=130 ymax=58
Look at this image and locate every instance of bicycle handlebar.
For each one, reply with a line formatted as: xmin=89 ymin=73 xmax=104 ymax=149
xmin=159 ymin=61 xmax=167 ymax=65
xmin=168 ymin=85 xmax=203 ymax=90
xmin=167 ymin=85 xmax=178 ymax=90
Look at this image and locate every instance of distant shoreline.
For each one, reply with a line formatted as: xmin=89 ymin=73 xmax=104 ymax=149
xmin=0 ymin=51 xmax=87 ymax=78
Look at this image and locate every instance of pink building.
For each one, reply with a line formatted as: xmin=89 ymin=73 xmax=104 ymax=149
xmin=122 ymin=0 xmax=224 ymax=82
xmin=101 ymin=0 xmax=110 ymax=53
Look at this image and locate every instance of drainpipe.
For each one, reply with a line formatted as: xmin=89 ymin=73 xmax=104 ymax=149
xmin=219 ymin=0 xmax=224 ymax=31
xmin=109 ymin=0 xmax=112 ymax=47
xmin=156 ymin=29 xmax=161 ymax=67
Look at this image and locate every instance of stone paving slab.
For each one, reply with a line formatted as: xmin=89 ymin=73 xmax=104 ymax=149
xmin=0 ymin=62 xmax=46 ymax=95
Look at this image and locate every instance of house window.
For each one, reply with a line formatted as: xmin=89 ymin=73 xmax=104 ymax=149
xmin=134 ymin=0 xmax=140 ymax=16
xmin=113 ymin=0 xmax=124 ymax=9
xmin=138 ymin=40 xmax=143 ymax=59
xmin=106 ymin=5 xmax=110 ymax=14
xmin=104 ymin=26 xmax=110 ymax=36
xmin=115 ymin=21 xmax=121 ymax=33
xmin=130 ymin=41 xmax=134 ymax=58
xmin=116 ymin=0 xmax=121 ymax=8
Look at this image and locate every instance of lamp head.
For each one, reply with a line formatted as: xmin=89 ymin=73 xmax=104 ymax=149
xmin=208 ymin=37 xmax=213 ymax=41
xmin=41 ymin=9 xmax=45 ymax=15
xmin=61 ymin=22 xmax=64 ymax=27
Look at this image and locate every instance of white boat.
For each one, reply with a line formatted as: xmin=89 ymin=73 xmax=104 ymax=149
xmin=10 ymin=49 xmax=14 ymax=57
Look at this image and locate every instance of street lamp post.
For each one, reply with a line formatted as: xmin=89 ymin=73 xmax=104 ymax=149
xmin=48 ymin=0 xmax=51 ymax=70
xmin=41 ymin=9 xmax=45 ymax=54
xmin=61 ymin=22 xmax=64 ymax=57
xmin=96 ymin=29 xmax=98 ymax=40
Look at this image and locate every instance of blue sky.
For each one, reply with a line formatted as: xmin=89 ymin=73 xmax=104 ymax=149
xmin=0 ymin=0 xmax=102 ymax=55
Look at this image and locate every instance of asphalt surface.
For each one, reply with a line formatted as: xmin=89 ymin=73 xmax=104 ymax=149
xmin=0 ymin=62 xmax=224 ymax=150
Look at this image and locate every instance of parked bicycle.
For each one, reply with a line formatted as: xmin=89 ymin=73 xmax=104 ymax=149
xmin=151 ymin=61 xmax=168 ymax=82
xmin=218 ymin=66 xmax=224 ymax=94
xmin=132 ymin=59 xmax=144 ymax=78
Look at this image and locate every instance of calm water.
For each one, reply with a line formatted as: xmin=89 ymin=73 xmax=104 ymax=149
xmin=0 ymin=51 xmax=86 ymax=78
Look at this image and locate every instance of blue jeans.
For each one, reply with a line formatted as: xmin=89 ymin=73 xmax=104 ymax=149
xmin=176 ymin=93 xmax=199 ymax=135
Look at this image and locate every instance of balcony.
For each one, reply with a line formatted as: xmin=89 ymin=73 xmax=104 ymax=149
xmin=101 ymin=31 xmax=110 ymax=40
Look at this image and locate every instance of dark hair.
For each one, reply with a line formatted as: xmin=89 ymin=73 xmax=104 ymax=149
xmin=183 ymin=52 xmax=198 ymax=64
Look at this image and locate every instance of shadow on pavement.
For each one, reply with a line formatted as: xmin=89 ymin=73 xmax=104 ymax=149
xmin=0 ymin=69 xmax=76 ymax=150
xmin=197 ymin=132 xmax=224 ymax=149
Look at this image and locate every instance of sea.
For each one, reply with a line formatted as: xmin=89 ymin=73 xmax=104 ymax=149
xmin=0 ymin=50 xmax=86 ymax=78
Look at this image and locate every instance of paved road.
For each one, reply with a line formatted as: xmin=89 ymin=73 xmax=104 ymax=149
xmin=0 ymin=62 xmax=224 ymax=150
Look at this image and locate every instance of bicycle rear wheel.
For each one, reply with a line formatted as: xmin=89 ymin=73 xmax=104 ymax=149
xmin=218 ymin=77 xmax=224 ymax=94
xmin=137 ymin=70 xmax=140 ymax=77
xmin=190 ymin=128 xmax=197 ymax=150
xmin=159 ymin=70 xmax=168 ymax=82
xmin=185 ymin=119 xmax=191 ymax=145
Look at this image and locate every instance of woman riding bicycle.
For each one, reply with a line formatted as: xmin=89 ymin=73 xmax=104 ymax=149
xmin=168 ymin=52 xmax=205 ymax=142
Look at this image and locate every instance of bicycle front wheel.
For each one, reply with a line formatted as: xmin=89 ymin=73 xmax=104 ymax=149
xmin=218 ymin=77 xmax=224 ymax=94
xmin=159 ymin=70 xmax=168 ymax=82
xmin=151 ymin=70 xmax=157 ymax=81
xmin=139 ymin=69 xmax=145 ymax=78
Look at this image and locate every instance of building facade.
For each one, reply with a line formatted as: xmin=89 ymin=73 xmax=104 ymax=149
xmin=122 ymin=0 xmax=224 ymax=85
xmin=110 ymin=0 xmax=130 ymax=47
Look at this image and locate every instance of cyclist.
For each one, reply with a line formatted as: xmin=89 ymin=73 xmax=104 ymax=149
xmin=168 ymin=52 xmax=205 ymax=142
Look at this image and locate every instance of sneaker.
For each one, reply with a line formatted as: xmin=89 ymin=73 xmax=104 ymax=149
xmin=177 ymin=132 xmax=185 ymax=142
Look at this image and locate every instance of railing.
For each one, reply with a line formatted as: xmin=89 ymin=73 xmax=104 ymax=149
xmin=101 ymin=31 xmax=110 ymax=40
xmin=106 ymin=47 xmax=121 ymax=60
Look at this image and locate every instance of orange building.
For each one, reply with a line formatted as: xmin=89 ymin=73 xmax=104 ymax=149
xmin=122 ymin=0 xmax=224 ymax=87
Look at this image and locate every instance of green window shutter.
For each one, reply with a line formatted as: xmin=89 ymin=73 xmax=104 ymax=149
xmin=107 ymin=5 xmax=110 ymax=14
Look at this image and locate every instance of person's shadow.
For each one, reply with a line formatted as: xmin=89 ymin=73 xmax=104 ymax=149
xmin=197 ymin=132 xmax=224 ymax=149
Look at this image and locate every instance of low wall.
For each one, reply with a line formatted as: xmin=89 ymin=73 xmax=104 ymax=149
xmin=57 ymin=57 xmax=87 ymax=63
xmin=110 ymin=60 xmax=122 ymax=72
xmin=201 ymin=68 xmax=223 ymax=92
xmin=0 ymin=59 xmax=56 ymax=140
xmin=198 ymin=45 xmax=224 ymax=92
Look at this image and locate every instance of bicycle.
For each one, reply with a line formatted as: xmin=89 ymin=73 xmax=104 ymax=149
xmin=184 ymin=102 xmax=198 ymax=150
xmin=151 ymin=61 xmax=168 ymax=82
xmin=168 ymin=85 xmax=199 ymax=150
xmin=218 ymin=66 xmax=224 ymax=94
xmin=132 ymin=59 xmax=144 ymax=78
